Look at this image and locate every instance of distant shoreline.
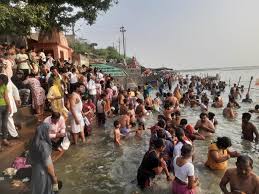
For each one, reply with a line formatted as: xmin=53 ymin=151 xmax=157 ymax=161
xmin=176 ymin=65 xmax=259 ymax=72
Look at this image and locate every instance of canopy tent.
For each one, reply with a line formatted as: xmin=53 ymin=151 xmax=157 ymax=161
xmin=91 ymin=63 xmax=127 ymax=77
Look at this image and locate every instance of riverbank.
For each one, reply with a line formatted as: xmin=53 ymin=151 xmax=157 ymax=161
xmin=0 ymin=107 xmax=64 ymax=194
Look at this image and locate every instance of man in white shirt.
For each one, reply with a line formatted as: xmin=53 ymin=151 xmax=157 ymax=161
xmin=86 ymin=73 xmax=97 ymax=104
xmin=96 ymin=70 xmax=104 ymax=82
xmin=7 ymin=79 xmax=20 ymax=138
xmin=16 ymin=47 xmax=30 ymax=76
xmin=44 ymin=112 xmax=66 ymax=151
xmin=39 ymin=49 xmax=46 ymax=63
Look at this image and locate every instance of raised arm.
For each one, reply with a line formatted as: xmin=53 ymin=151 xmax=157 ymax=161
xmin=219 ymin=169 xmax=231 ymax=194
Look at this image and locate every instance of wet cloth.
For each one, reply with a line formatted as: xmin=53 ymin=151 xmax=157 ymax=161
xmin=70 ymin=93 xmax=84 ymax=134
xmin=205 ymin=143 xmax=228 ymax=170
xmin=173 ymin=141 xmax=192 ymax=163
xmin=172 ymin=179 xmax=196 ymax=194
xmin=29 ymin=123 xmax=54 ymax=194
xmin=137 ymin=150 xmax=160 ymax=189
xmin=172 ymin=157 xmax=196 ymax=194
xmin=120 ymin=127 xmax=129 ymax=135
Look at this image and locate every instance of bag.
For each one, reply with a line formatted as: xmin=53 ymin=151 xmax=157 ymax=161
xmin=12 ymin=157 xmax=31 ymax=170
xmin=15 ymin=167 xmax=32 ymax=180
xmin=61 ymin=133 xmax=70 ymax=150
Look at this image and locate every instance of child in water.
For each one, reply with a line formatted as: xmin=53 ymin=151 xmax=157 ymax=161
xmin=113 ymin=120 xmax=121 ymax=146
xmin=135 ymin=122 xmax=145 ymax=138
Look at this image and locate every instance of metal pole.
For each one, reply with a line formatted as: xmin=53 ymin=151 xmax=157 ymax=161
xmin=120 ymin=26 xmax=126 ymax=59
xmin=118 ymin=38 xmax=121 ymax=55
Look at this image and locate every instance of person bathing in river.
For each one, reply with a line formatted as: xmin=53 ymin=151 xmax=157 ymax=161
xmin=205 ymin=137 xmax=240 ymax=170
xmin=144 ymin=95 xmax=153 ymax=111
xmin=223 ymin=102 xmax=237 ymax=119
xmin=135 ymin=122 xmax=145 ymax=139
xmin=208 ymin=112 xmax=218 ymax=127
xmin=153 ymin=92 xmax=162 ymax=112
xmin=173 ymin=128 xmax=192 ymax=161
xmin=166 ymin=92 xmax=180 ymax=111
xmin=119 ymin=98 xmax=128 ymax=115
xmin=194 ymin=112 xmax=215 ymax=137
xmin=128 ymin=103 xmax=136 ymax=127
xmin=172 ymin=144 xmax=199 ymax=194
xmin=135 ymin=99 xmax=146 ymax=123
xmin=249 ymin=104 xmax=259 ymax=114
xmin=241 ymin=112 xmax=259 ymax=142
xmin=220 ymin=155 xmax=259 ymax=194
xmin=180 ymin=119 xmax=205 ymax=141
xmin=119 ymin=110 xmax=131 ymax=136
xmin=171 ymin=111 xmax=181 ymax=128
xmin=137 ymin=138 xmax=172 ymax=190
xmin=113 ymin=120 xmax=121 ymax=146
xmin=163 ymin=102 xmax=175 ymax=121
xmin=44 ymin=112 xmax=66 ymax=152
xmin=212 ymin=96 xmax=224 ymax=108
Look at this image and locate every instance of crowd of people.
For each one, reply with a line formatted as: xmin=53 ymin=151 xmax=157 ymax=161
xmin=135 ymin=75 xmax=259 ymax=194
xmin=0 ymin=43 xmax=258 ymax=194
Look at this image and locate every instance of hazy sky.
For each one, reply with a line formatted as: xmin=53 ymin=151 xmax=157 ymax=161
xmin=76 ymin=0 xmax=259 ymax=70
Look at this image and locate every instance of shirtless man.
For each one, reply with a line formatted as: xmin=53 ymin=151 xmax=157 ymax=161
xmin=180 ymin=119 xmax=205 ymax=141
xmin=135 ymin=99 xmax=146 ymax=123
xmin=241 ymin=113 xmax=259 ymax=142
xmin=113 ymin=120 xmax=121 ymax=146
xmin=220 ymin=155 xmax=259 ymax=194
xmin=144 ymin=96 xmax=153 ymax=111
xmin=171 ymin=111 xmax=181 ymax=128
xmin=69 ymin=83 xmax=86 ymax=144
xmin=119 ymin=98 xmax=128 ymax=115
xmin=163 ymin=103 xmax=175 ymax=121
xmin=212 ymin=96 xmax=224 ymax=108
xmin=194 ymin=112 xmax=215 ymax=137
xmin=119 ymin=111 xmax=131 ymax=135
xmin=118 ymin=90 xmax=125 ymax=108
xmin=166 ymin=92 xmax=179 ymax=110
xmin=223 ymin=103 xmax=237 ymax=119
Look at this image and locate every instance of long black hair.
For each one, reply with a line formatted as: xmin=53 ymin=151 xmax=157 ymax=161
xmin=216 ymin=137 xmax=232 ymax=149
xmin=175 ymin=127 xmax=186 ymax=144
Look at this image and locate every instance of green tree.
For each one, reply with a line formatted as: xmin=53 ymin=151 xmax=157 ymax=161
xmin=1 ymin=0 xmax=117 ymax=32
xmin=69 ymin=39 xmax=93 ymax=55
xmin=69 ymin=39 xmax=125 ymax=62
xmin=0 ymin=3 xmax=47 ymax=35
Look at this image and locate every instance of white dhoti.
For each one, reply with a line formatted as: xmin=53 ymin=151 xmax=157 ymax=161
xmin=7 ymin=79 xmax=20 ymax=137
xmin=7 ymin=112 xmax=18 ymax=137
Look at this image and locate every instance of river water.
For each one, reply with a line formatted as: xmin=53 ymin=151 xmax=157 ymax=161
xmin=55 ymin=67 xmax=259 ymax=194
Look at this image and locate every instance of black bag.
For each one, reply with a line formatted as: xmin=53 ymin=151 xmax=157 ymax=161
xmin=15 ymin=167 xmax=32 ymax=180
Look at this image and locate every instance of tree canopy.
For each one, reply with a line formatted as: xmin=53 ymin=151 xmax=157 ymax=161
xmin=0 ymin=0 xmax=117 ymax=35
xmin=0 ymin=3 xmax=47 ymax=35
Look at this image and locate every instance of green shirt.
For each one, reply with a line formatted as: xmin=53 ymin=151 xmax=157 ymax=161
xmin=0 ymin=84 xmax=7 ymax=106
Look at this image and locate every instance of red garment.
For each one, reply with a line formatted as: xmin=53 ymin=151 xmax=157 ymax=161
xmin=185 ymin=124 xmax=195 ymax=134
xmin=83 ymin=102 xmax=95 ymax=112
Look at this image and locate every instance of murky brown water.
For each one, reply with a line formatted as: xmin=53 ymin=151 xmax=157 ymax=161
xmin=55 ymin=68 xmax=259 ymax=194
